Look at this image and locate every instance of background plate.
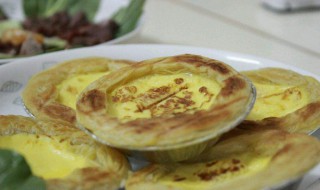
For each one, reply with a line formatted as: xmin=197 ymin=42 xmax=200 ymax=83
xmin=0 ymin=44 xmax=319 ymax=190
xmin=0 ymin=0 xmax=144 ymax=63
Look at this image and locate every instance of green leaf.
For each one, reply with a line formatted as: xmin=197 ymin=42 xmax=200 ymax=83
xmin=44 ymin=37 xmax=67 ymax=48
xmin=0 ymin=53 xmax=15 ymax=59
xmin=112 ymin=0 xmax=146 ymax=37
xmin=22 ymin=0 xmax=101 ymax=21
xmin=23 ymin=0 xmax=39 ymax=18
xmin=0 ymin=20 xmax=21 ymax=36
xmin=42 ymin=0 xmax=70 ymax=17
xmin=0 ymin=149 xmax=46 ymax=190
xmin=67 ymin=0 xmax=101 ymax=21
xmin=112 ymin=7 xmax=126 ymax=24
xmin=0 ymin=6 xmax=7 ymax=18
xmin=43 ymin=37 xmax=67 ymax=53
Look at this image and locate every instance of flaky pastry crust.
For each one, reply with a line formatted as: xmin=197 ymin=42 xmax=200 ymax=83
xmin=126 ymin=129 xmax=320 ymax=190
xmin=22 ymin=57 xmax=133 ymax=124
xmin=0 ymin=115 xmax=130 ymax=190
xmin=76 ymin=54 xmax=256 ymax=150
xmin=240 ymin=67 xmax=320 ymax=133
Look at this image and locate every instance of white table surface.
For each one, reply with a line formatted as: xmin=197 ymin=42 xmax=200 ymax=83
xmin=122 ymin=0 xmax=320 ymax=76
xmin=121 ymin=0 xmax=320 ymax=189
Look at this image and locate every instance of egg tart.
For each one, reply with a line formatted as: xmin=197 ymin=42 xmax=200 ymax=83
xmin=22 ymin=57 xmax=133 ymax=124
xmin=0 ymin=115 xmax=130 ymax=190
xmin=76 ymin=54 xmax=256 ymax=162
xmin=240 ymin=67 xmax=320 ymax=133
xmin=125 ymin=129 xmax=320 ymax=190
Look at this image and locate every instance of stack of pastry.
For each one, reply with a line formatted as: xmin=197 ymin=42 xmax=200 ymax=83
xmin=0 ymin=54 xmax=319 ymax=190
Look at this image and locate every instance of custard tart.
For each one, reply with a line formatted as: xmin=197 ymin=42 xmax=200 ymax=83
xmin=76 ymin=54 xmax=256 ymax=162
xmin=0 ymin=115 xmax=130 ymax=190
xmin=240 ymin=67 xmax=320 ymax=133
xmin=125 ymin=129 xmax=320 ymax=190
xmin=22 ymin=57 xmax=133 ymax=124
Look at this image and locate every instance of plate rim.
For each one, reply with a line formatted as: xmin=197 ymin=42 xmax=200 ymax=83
xmin=0 ymin=43 xmax=319 ymax=79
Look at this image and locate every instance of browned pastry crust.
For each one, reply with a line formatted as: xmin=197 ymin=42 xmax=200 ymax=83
xmin=240 ymin=67 xmax=320 ymax=133
xmin=76 ymin=54 xmax=256 ymax=150
xmin=22 ymin=57 xmax=133 ymax=125
xmin=0 ymin=115 xmax=130 ymax=190
xmin=126 ymin=129 xmax=320 ymax=190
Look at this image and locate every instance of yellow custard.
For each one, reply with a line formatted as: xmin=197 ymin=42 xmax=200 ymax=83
xmin=108 ymin=73 xmax=221 ymax=121
xmin=246 ymin=83 xmax=309 ymax=120
xmin=57 ymin=72 xmax=108 ymax=109
xmin=0 ymin=133 xmax=95 ymax=179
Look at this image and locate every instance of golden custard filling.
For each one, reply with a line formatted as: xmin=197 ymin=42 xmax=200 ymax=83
xmin=0 ymin=133 xmax=96 ymax=179
xmin=153 ymin=155 xmax=270 ymax=190
xmin=246 ymin=83 xmax=309 ymax=120
xmin=57 ymin=72 xmax=108 ymax=109
xmin=108 ymin=73 xmax=221 ymax=121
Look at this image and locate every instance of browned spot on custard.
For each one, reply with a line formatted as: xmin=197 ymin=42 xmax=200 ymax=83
xmin=136 ymin=86 xmax=171 ymax=102
xmin=206 ymin=161 xmax=218 ymax=167
xmin=173 ymin=175 xmax=186 ymax=182
xmin=199 ymin=86 xmax=208 ymax=94
xmin=112 ymin=96 xmax=120 ymax=102
xmin=176 ymin=96 xmax=195 ymax=107
xmin=136 ymin=86 xmax=190 ymax=113
xmin=184 ymin=91 xmax=193 ymax=99
xmin=119 ymin=95 xmax=134 ymax=103
xmin=197 ymin=171 xmax=218 ymax=181
xmin=172 ymin=54 xmax=230 ymax=74
xmin=219 ymin=168 xmax=229 ymax=174
xmin=150 ymin=86 xmax=171 ymax=95
xmin=230 ymin=166 xmax=240 ymax=172
xmin=146 ymin=87 xmax=196 ymax=117
xmin=150 ymin=96 xmax=196 ymax=117
xmin=220 ymin=76 xmax=246 ymax=96
xmin=232 ymin=159 xmax=240 ymax=164
xmin=66 ymin=86 xmax=78 ymax=94
xmin=197 ymin=159 xmax=243 ymax=181
xmin=282 ymin=88 xmax=302 ymax=100
xmin=112 ymin=86 xmax=136 ymax=103
xmin=125 ymin=86 xmax=137 ymax=94
xmin=174 ymin=78 xmax=184 ymax=84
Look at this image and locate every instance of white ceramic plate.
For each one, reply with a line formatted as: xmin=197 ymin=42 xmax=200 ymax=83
xmin=0 ymin=0 xmax=144 ymax=63
xmin=0 ymin=44 xmax=319 ymax=190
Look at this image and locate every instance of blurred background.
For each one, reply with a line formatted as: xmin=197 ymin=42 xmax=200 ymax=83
xmin=0 ymin=0 xmax=319 ymax=75
xmin=125 ymin=0 xmax=320 ymax=75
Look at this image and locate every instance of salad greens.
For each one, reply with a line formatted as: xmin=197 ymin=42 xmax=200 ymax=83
xmin=0 ymin=0 xmax=145 ymax=59
xmin=23 ymin=0 xmax=100 ymax=21
xmin=0 ymin=149 xmax=46 ymax=190
xmin=22 ymin=0 xmax=145 ymax=37
xmin=0 ymin=20 xmax=21 ymax=36
xmin=113 ymin=0 xmax=145 ymax=37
